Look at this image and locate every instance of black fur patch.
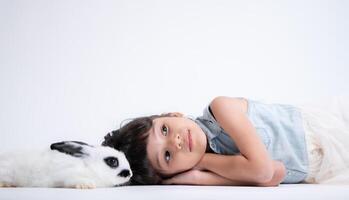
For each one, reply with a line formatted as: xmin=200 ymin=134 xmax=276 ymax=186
xmin=50 ymin=141 xmax=89 ymax=157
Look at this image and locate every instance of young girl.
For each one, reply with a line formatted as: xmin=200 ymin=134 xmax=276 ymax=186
xmin=102 ymin=96 xmax=349 ymax=186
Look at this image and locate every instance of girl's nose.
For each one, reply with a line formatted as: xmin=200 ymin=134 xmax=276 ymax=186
xmin=174 ymin=133 xmax=182 ymax=150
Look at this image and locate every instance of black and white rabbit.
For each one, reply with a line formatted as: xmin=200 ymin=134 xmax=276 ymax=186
xmin=0 ymin=141 xmax=132 ymax=189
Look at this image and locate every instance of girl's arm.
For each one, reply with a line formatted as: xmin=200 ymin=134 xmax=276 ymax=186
xmin=162 ymin=169 xmax=256 ymax=186
xmin=203 ymin=97 xmax=274 ymax=183
xmin=162 ymin=160 xmax=286 ymax=186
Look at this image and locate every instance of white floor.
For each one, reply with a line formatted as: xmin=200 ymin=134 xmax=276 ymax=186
xmin=1 ymin=184 xmax=349 ymax=200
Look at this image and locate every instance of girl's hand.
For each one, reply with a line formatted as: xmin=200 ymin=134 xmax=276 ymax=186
xmin=161 ymin=169 xmax=203 ymax=185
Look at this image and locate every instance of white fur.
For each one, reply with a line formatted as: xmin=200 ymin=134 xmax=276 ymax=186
xmin=0 ymin=142 xmax=132 ymax=188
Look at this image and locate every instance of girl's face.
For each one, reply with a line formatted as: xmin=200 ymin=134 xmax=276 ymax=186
xmin=146 ymin=116 xmax=207 ymax=176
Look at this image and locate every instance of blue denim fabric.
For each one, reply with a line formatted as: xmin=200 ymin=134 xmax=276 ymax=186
xmin=194 ymin=98 xmax=309 ymax=183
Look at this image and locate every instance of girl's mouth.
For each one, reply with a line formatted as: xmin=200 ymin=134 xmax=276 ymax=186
xmin=188 ymin=130 xmax=192 ymax=152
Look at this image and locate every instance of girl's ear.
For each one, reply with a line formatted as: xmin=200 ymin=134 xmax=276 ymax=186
xmin=161 ymin=112 xmax=184 ymax=117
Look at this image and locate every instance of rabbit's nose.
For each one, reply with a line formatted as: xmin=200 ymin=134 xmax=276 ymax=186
xmin=118 ymin=169 xmax=131 ymax=178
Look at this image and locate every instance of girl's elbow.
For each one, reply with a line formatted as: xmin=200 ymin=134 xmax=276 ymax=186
xmin=254 ymin=163 xmax=274 ymax=183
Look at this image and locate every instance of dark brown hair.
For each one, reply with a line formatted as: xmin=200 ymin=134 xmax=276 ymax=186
xmin=102 ymin=114 xmax=171 ymax=185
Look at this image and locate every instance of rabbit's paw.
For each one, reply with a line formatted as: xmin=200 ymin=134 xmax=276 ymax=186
xmin=74 ymin=183 xmax=96 ymax=189
xmin=0 ymin=182 xmax=15 ymax=187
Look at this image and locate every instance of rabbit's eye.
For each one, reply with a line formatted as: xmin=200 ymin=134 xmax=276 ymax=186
xmin=104 ymin=156 xmax=119 ymax=168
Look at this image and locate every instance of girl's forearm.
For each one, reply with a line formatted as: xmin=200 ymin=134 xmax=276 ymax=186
xmin=197 ymin=170 xmax=284 ymax=186
xmin=194 ymin=170 xmax=258 ymax=186
xmin=194 ymin=168 xmax=283 ymax=186
xmin=199 ymin=153 xmax=274 ymax=183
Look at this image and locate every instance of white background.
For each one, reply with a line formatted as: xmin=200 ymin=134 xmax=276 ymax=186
xmin=0 ymin=0 xmax=348 ymax=150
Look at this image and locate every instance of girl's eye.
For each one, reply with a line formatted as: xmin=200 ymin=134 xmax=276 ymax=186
xmin=161 ymin=125 xmax=168 ymax=136
xmin=164 ymin=151 xmax=171 ymax=163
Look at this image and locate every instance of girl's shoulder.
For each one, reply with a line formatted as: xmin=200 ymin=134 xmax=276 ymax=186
xmin=209 ymin=96 xmax=249 ymax=115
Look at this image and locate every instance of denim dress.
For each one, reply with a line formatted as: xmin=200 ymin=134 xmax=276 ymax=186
xmin=194 ymin=98 xmax=309 ymax=183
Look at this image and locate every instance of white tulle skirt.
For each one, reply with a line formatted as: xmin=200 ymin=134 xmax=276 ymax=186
xmin=296 ymin=96 xmax=349 ymax=184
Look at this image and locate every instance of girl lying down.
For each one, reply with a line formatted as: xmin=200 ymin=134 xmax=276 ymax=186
xmin=102 ymin=96 xmax=349 ymax=186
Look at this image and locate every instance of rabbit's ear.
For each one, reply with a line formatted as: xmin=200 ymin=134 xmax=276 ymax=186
xmin=50 ymin=141 xmax=90 ymax=157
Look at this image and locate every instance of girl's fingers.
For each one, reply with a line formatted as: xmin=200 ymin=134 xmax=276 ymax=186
xmin=193 ymin=165 xmax=203 ymax=170
xmin=161 ymin=178 xmax=174 ymax=185
xmin=162 ymin=170 xmax=200 ymax=185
